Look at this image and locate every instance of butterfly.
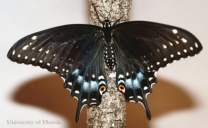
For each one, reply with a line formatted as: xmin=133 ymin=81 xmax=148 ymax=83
xmin=7 ymin=5 xmax=202 ymax=122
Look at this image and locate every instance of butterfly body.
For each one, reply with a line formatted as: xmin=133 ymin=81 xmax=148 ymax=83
xmin=8 ymin=20 xmax=202 ymax=122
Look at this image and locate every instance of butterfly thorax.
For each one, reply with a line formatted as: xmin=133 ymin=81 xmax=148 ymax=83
xmin=102 ymin=20 xmax=113 ymax=45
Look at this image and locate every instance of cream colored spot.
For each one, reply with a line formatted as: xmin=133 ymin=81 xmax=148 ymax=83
xmin=129 ymin=96 xmax=133 ymax=99
xmin=144 ymin=86 xmax=148 ymax=90
xmin=98 ymin=75 xmax=104 ymax=80
xmin=172 ymin=29 xmax=178 ymax=34
xmin=169 ymin=41 xmax=173 ymax=46
xmin=137 ymin=96 xmax=143 ymax=100
xmin=181 ymin=38 xmax=187 ymax=43
xmin=12 ymin=50 xmax=15 ymax=55
xmin=68 ymin=82 xmax=72 ymax=85
xmin=75 ymin=90 xmax=79 ymax=94
xmin=118 ymin=74 xmax=124 ymax=79
xmin=23 ymin=45 xmax=29 ymax=50
xmin=46 ymin=50 xmax=50 ymax=54
xmin=126 ymin=72 xmax=129 ymax=76
xmin=82 ymin=99 xmax=87 ymax=103
xmin=31 ymin=36 xmax=37 ymax=40
xmin=195 ymin=42 xmax=198 ymax=48
xmin=175 ymin=40 xmax=179 ymax=44
xmin=149 ymin=77 xmax=153 ymax=81
xmin=163 ymin=44 xmax=167 ymax=49
xmin=163 ymin=58 xmax=167 ymax=61
xmin=92 ymin=74 xmax=95 ymax=78
xmin=183 ymin=49 xmax=187 ymax=53
xmin=39 ymin=48 xmax=43 ymax=52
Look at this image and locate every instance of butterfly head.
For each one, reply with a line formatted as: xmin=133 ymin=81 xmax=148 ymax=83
xmin=102 ymin=20 xmax=111 ymax=28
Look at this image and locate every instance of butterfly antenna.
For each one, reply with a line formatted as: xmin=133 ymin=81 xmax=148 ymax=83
xmin=91 ymin=3 xmax=105 ymax=25
xmin=112 ymin=14 xmax=124 ymax=26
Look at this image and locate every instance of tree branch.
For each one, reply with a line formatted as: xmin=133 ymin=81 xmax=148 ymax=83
xmin=87 ymin=0 xmax=132 ymax=127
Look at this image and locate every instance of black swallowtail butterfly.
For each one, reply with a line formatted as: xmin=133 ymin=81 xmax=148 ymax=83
xmin=7 ymin=4 xmax=202 ymax=122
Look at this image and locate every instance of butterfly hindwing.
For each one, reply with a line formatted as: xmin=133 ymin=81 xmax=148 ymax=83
xmin=113 ymin=21 xmax=202 ymax=71
xmin=113 ymin=42 xmax=157 ymax=119
xmin=62 ymin=38 xmax=107 ymax=121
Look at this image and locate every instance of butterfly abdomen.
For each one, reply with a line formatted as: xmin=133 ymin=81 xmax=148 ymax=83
xmin=103 ymin=45 xmax=116 ymax=70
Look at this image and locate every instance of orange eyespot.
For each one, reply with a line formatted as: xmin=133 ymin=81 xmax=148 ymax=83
xmin=99 ymin=85 xmax=107 ymax=95
xmin=118 ymin=84 xmax=126 ymax=93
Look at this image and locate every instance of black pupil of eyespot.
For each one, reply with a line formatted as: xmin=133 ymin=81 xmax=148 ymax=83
xmin=100 ymin=87 xmax=104 ymax=91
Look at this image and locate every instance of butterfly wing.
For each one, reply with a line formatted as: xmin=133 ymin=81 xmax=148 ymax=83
xmin=113 ymin=21 xmax=202 ymax=71
xmin=7 ymin=24 xmax=107 ymax=122
xmin=112 ymin=21 xmax=202 ymax=119
xmin=113 ymin=42 xmax=157 ymax=119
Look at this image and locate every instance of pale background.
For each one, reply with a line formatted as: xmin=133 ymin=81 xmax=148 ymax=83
xmin=1 ymin=0 xmax=208 ymax=128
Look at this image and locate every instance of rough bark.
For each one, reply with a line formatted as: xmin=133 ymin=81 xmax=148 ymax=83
xmin=87 ymin=0 xmax=132 ymax=128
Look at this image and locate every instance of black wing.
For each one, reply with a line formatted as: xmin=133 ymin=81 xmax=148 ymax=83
xmin=112 ymin=21 xmax=202 ymax=119
xmin=113 ymin=42 xmax=157 ymax=119
xmin=7 ymin=24 xmax=107 ymax=122
xmin=113 ymin=21 xmax=202 ymax=71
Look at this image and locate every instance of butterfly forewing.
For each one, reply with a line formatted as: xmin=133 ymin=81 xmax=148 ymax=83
xmin=113 ymin=21 xmax=202 ymax=71
xmin=8 ymin=25 xmax=101 ymax=74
